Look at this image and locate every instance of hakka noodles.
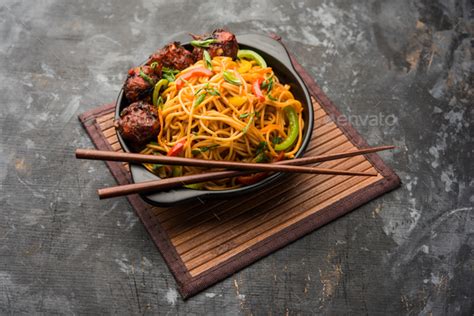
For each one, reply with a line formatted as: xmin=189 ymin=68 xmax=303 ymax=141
xmin=115 ymin=29 xmax=304 ymax=190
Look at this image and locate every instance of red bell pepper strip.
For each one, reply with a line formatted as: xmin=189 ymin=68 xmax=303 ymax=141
xmin=236 ymin=172 xmax=268 ymax=186
xmin=175 ymin=67 xmax=213 ymax=90
xmin=236 ymin=151 xmax=285 ymax=185
xmin=252 ymin=77 xmax=265 ymax=102
xmin=167 ymin=139 xmax=187 ymax=157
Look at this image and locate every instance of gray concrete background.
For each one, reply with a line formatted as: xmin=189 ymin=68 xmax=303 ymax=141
xmin=0 ymin=0 xmax=472 ymax=314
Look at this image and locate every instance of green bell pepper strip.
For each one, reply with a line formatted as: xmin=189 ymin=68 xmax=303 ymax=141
xmin=184 ymin=183 xmax=204 ymax=189
xmin=152 ymin=79 xmax=169 ymax=107
xmin=223 ymin=70 xmax=241 ymax=86
xmin=274 ymin=106 xmax=299 ymax=151
xmin=237 ymin=49 xmax=267 ymax=68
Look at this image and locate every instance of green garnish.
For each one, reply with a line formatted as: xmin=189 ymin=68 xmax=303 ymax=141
xmin=192 ymin=144 xmax=219 ymax=155
xmin=223 ymin=71 xmax=241 ymax=86
xmin=194 ymin=93 xmax=206 ymax=107
xmin=139 ymin=69 xmax=155 ymax=85
xmin=151 ymin=164 xmax=163 ymax=172
xmin=256 ymin=141 xmax=268 ymax=155
xmin=272 ymin=136 xmax=283 ymax=144
xmin=156 ymin=96 xmax=164 ymax=108
xmin=242 ymin=113 xmax=255 ymax=134
xmin=239 ymin=113 xmax=250 ymax=119
xmin=203 ymin=50 xmax=212 ymax=70
xmin=261 ymin=77 xmax=273 ymax=92
xmin=207 ymin=87 xmax=220 ymax=96
xmin=162 ymin=67 xmax=179 ymax=82
xmin=194 ymin=85 xmax=220 ymax=107
xmin=267 ymin=94 xmax=277 ymax=101
xmin=190 ymin=38 xmax=219 ymax=48
xmin=256 ymin=153 xmax=269 ymax=163
xmin=150 ymin=62 xmax=159 ymax=70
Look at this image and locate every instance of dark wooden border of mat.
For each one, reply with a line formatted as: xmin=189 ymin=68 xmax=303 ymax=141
xmin=78 ymin=38 xmax=400 ymax=299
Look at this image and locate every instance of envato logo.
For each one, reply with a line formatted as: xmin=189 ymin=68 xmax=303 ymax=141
xmin=323 ymin=113 xmax=397 ymax=127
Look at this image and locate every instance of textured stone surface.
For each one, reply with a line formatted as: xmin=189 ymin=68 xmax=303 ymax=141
xmin=0 ymin=0 xmax=472 ymax=314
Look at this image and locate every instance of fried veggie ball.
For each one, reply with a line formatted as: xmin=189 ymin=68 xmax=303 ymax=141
xmin=123 ymin=65 xmax=160 ymax=102
xmin=114 ymin=101 xmax=160 ymax=147
xmin=191 ymin=29 xmax=239 ymax=60
xmin=147 ymin=42 xmax=195 ymax=70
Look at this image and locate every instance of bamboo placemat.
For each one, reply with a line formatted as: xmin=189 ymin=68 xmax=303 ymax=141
xmin=79 ymin=43 xmax=400 ymax=298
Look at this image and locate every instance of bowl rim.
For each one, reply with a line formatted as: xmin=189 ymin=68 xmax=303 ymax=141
xmin=114 ymin=33 xmax=314 ymax=206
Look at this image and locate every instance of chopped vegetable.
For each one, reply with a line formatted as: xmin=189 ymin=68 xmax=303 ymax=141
xmin=172 ymin=166 xmax=183 ymax=177
xmin=255 ymin=141 xmax=269 ymax=163
xmin=192 ymin=144 xmax=219 ymax=155
xmin=271 ymin=136 xmax=283 ymax=145
xmin=194 ymin=93 xmax=206 ymax=107
xmin=167 ymin=139 xmax=187 ymax=156
xmin=206 ymin=87 xmax=220 ymax=96
xmin=252 ymin=78 xmax=265 ymax=102
xmin=223 ymin=70 xmax=241 ymax=86
xmin=237 ymin=49 xmax=267 ymax=68
xmin=183 ymin=183 xmax=204 ymax=189
xmin=236 ymin=151 xmax=285 ymax=185
xmin=139 ymin=69 xmax=155 ymax=85
xmin=255 ymin=141 xmax=267 ymax=155
xmin=152 ymin=79 xmax=169 ymax=107
xmin=236 ymin=172 xmax=268 ymax=185
xmin=242 ymin=113 xmax=255 ymax=134
xmin=228 ymin=96 xmax=247 ymax=107
xmin=261 ymin=77 xmax=273 ymax=92
xmin=190 ymin=38 xmax=219 ymax=48
xmin=267 ymin=94 xmax=277 ymax=101
xmin=162 ymin=67 xmax=179 ymax=82
xmin=237 ymin=59 xmax=252 ymax=73
xmin=274 ymin=106 xmax=299 ymax=151
xmin=176 ymin=67 xmax=213 ymax=90
xmin=239 ymin=112 xmax=250 ymax=119
xmin=203 ymin=50 xmax=212 ymax=70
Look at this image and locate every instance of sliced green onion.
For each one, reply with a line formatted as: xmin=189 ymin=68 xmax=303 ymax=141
xmin=162 ymin=67 xmax=179 ymax=82
xmin=191 ymin=38 xmax=219 ymax=48
xmin=192 ymin=144 xmax=219 ymax=154
xmin=267 ymin=94 xmax=277 ymax=101
xmin=194 ymin=93 xmax=206 ymax=107
xmin=261 ymin=77 xmax=273 ymax=92
xmin=207 ymin=87 xmax=220 ymax=96
xmin=237 ymin=49 xmax=267 ymax=68
xmin=139 ymin=69 xmax=155 ymax=85
xmin=150 ymin=62 xmax=159 ymax=70
xmin=239 ymin=113 xmax=249 ymax=119
xmin=203 ymin=50 xmax=212 ymax=70
xmin=223 ymin=70 xmax=241 ymax=86
xmin=200 ymin=144 xmax=219 ymax=152
xmin=242 ymin=113 xmax=255 ymax=134
xmin=271 ymin=136 xmax=283 ymax=145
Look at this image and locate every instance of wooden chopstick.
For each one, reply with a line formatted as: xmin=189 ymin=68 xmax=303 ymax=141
xmin=98 ymin=167 xmax=376 ymax=199
xmin=76 ymin=145 xmax=394 ymax=171
xmin=82 ymin=146 xmax=394 ymax=199
xmin=76 ymin=149 xmax=370 ymax=174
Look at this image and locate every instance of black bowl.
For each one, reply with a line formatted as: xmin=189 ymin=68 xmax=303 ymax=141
xmin=115 ymin=33 xmax=314 ymax=206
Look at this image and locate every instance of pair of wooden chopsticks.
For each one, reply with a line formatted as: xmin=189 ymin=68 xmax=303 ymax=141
xmin=75 ymin=145 xmax=394 ymax=199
